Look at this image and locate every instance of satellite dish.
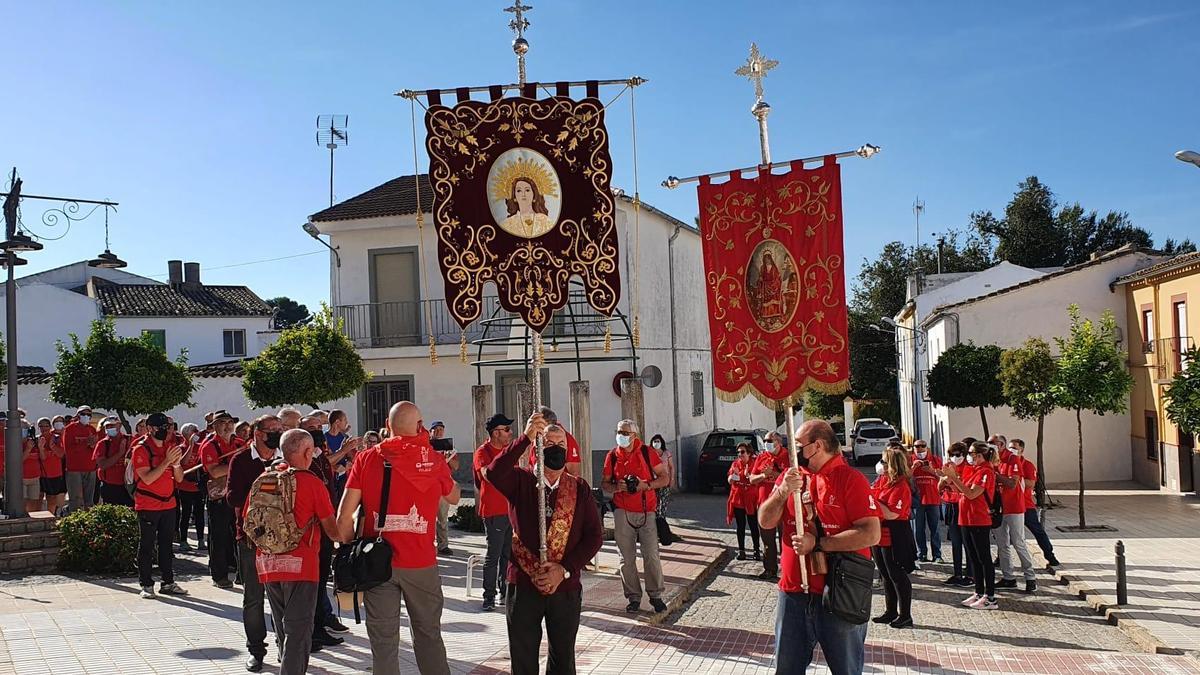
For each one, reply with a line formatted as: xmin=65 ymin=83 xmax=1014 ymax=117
xmin=641 ymin=364 xmax=663 ymax=388
xmin=612 ymin=371 xmax=634 ymax=397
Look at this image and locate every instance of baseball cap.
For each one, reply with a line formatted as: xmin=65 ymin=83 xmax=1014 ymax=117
xmin=429 ymin=420 xmax=445 ymax=429
xmin=76 ymin=406 xmax=93 ymax=415
xmin=146 ymin=412 xmax=170 ymax=428
xmin=485 ymin=413 xmax=514 ymax=432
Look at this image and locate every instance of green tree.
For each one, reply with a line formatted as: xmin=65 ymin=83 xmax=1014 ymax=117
xmin=1160 ymin=237 xmax=1198 ymax=255
xmin=999 ymin=338 xmax=1059 ymax=507
xmin=1164 ymin=348 xmax=1200 ymax=438
xmin=243 ymin=306 xmax=368 ymax=408
xmin=266 ymin=296 xmax=312 ymax=329
xmin=1050 ymin=305 xmax=1133 ymax=528
xmin=927 ymin=343 xmax=1005 ymax=438
xmin=50 ymin=318 xmax=195 ymax=430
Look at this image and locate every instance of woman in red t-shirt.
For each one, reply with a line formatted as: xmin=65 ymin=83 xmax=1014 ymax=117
xmin=726 ymin=443 xmax=761 ymax=560
xmin=942 ymin=440 xmax=998 ymax=609
xmin=37 ymin=416 xmax=68 ymax=514
xmin=871 ymin=446 xmax=915 ymax=627
xmin=937 ymin=441 xmax=972 ymax=587
xmin=21 ymin=423 xmax=42 ymax=514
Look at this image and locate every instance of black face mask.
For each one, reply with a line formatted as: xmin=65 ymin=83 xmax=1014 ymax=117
xmin=152 ymin=427 xmax=169 ymax=441
xmin=309 ymin=429 xmax=326 ymax=450
xmin=794 ymin=440 xmax=817 ymax=469
xmin=543 ymin=444 xmax=567 ymax=471
xmin=264 ymin=431 xmax=283 ymax=450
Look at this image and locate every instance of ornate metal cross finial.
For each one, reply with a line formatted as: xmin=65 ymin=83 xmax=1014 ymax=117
xmin=504 ymin=2 xmax=533 ymax=84
xmin=735 ymin=42 xmax=778 ymax=102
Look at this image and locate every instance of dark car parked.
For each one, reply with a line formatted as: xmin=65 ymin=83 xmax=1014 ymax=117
xmin=696 ymin=429 xmax=763 ymax=494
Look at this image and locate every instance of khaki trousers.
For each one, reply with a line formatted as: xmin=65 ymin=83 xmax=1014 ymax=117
xmin=363 ymin=565 xmax=450 ymax=675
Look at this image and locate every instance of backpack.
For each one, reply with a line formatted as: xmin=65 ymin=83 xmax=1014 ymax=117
xmin=243 ymin=467 xmax=314 ymax=554
xmin=984 ymin=478 xmax=1003 ymax=529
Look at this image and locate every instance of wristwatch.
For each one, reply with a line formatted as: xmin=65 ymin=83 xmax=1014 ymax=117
xmin=563 ymin=569 xmax=572 ymax=579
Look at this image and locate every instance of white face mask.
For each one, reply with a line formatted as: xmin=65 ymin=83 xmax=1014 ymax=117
xmin=966 ymin=455 xmax=976 ymax=466
xmin=950 ymin=455 xmax=964 ymax=465
xmin=105 ymin=428 xmax=119 ymax=438
xmin=53 ymin=422 xmax=65 ymax=431
xmin=651 ymin=440 xmax=663 ymax=450
xmin=916 ymin=450 xmax=927 ymax=459
xmin=763 ymin=441 xmax=776 ymax=452
xmin=875 ymin=461 xmax=886 ymax=475
xmin=79 ymin=415 xmax=92 ymax=424
xmin=615 ymin=434 xmax=632 ymax=449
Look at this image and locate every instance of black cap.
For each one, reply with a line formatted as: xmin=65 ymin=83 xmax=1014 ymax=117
xmin=485 ymin=413 xmax=514 ymax=433
xmin=146 ymin=412 xmax=170 ymax=428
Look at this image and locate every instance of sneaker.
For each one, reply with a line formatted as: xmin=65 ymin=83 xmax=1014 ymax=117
xmin=971 ymin=596 xmax=999 ymax=610
xmin=1047 ymin=557 xmax=1061 ymax=567
xmin=918 ymin=554 xmax=928 ymax=563
xmin=757 ymin=571 xmax=778 ymax=581
xmin=913 ymin=560 xmax=922 ymax=571
xmin=996 ymin=578 xmax=1018 ymax=589
xmin=438 ymin=547 xmax=454 ymax=556
xmin=752 ymin=551 xmax=761 ymax=561
xmin=933 ymin=557 xmax=945 ymax=565
xmin=326 ymin=617 xmax=349 ymax=633
xmin=737 ymin=551 xmax=748 ymax=561
xmin=140 ymin=586 xmax=156 ymax=599
xmin=312 ymin=629 xmax=344 ymax=647
xmin=960 ymin=593 xmax=981 ymax=606
xmin=1024 ymin=580 xmax=1037 ymax=594
xmin=213 ymin=578 xmax=234 ymax=589
xmin=481 ymin=599 xmax=495 ymax=612
xmin=625 ymin=600 xmax=640 ymax=613
xmin=942 ymin=575 xmax=962 ymax=586
xmin=649 ymin=598 xmax=667 ymax=613
xmin=955 ymin=577 xmax=975 ymax=588
xmin=872 ymin=612 xmax=899 ymax=624
xmin=498 ymin=592 xmax=507 ymax=607
xmin=159 ymin=583 xmax=189 ymax=596
xmin=178 ymin=540 xmax=192 ymax=552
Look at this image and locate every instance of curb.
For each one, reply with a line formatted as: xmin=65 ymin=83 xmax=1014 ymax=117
xmin=645 ymin=538 xmax=732 ymax=626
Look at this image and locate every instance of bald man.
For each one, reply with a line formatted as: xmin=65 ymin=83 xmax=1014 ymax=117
xmin=337 ymin=402 xmax=459 ymax=675
xmin=255 ymin=429 xmax=339 ymax=675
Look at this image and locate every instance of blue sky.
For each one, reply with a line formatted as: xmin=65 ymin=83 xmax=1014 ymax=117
xmin=5 ymin=1 xmax=1199 ymax=310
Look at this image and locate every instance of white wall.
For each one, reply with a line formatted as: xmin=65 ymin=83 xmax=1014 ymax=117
xmin=0 ymin=283 xmax=102 ymax=369
xmin=115 ymin=316 xmax=274 ymax=365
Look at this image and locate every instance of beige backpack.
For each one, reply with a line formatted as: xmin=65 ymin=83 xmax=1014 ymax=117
xmin=243 ymin=467 xmax=314 ymax=554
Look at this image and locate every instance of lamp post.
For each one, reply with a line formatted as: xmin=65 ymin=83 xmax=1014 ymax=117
xmin=2 ymin=168 xmax=122 ymax=517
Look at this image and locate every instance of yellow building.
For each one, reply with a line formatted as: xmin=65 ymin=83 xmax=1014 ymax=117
xmin=1115 ymin=252 xmax=1200 ymax=493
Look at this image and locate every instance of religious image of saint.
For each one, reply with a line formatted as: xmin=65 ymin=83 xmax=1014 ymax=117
xmin=500 ymin=177 xmax=553 ymax=238
xmin=754 ymin=252 xmax=784 ymax=320
xmin=746 ymin=241 xmax=799 ymax=332
xmin=487 ymin=149 xmax=562 ymax=239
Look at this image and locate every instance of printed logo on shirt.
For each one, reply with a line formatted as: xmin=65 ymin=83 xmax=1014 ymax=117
xmin=256 ymin=554 xmax=303 ymax=575
xmin=868 ymin=495 xmax=876 ymax=510
xmin=378 ymin=506 xmax=429 ymax=534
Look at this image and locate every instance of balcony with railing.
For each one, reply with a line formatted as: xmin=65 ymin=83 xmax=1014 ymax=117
xmin=334 ymin=292 xmax=612 ymax=350
xmin=1148 ymin=335 xmax=1195 ymax=382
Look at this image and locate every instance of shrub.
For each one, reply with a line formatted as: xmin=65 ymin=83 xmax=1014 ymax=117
xmin=57 ymin=504 xmax=139 ymax=574
xmin=449 ymin=503 xmax=485 ymax=533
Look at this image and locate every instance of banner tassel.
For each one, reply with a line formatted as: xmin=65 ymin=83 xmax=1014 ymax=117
xmin=604 ymin=325 xmax=612 ymax=353
xmin=429 ymin=335 xmax=438 ymax=365
xmin=460 ymin=332 xmax=468 ymax=364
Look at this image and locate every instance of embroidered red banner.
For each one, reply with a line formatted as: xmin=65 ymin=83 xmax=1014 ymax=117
xmin=697 ymin=157 xmax=850 ymax=408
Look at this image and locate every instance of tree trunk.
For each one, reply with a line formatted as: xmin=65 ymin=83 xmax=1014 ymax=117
xmin=979 ymin=406 xmax=990 ymax=438
xmin=1035 ymin=414 xmax=1047 ymax=508
xmin=1076 ymin=408 xmax=1085 ymax=528
xmin=117 ymin=409 xmax=131 ymax=434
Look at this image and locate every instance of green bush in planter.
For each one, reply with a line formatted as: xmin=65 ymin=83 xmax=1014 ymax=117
xmin=449 ymin=503 xmax=485 ymax=533
xmin=57 ymin=504 xmax=139 ymax=574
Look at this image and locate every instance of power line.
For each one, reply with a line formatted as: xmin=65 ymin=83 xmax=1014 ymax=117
xmin=142 ymin=250 xmax=326 ymax=278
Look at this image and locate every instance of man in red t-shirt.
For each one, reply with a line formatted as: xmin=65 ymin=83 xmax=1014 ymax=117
xmin=199 ymin=411 xmax=244 ymax=588
xmin=758 ymin=420 xmax=880 ymax=675
xmin=749 ymin=431 xmax=788 ymax=580
xmin=132 ymin=412 xmax=188 ymax=599
xmin=62 ymin=405 xmax=98 ymax=513
xmin=1011 ymin=438 xmax=1059 ymax=566
xmin=474 ymin=413 xmax=514 ymax=612
xmin=993 ymin=435 xmax=1036 ymax=592
xmin=908 ymin=439 xmax=944 ymax=563
xmin=253 ymin=429 xmax=338 ymax=675
xmin=337 ymin=401 xmax=458 ymax=675
xmin=601 ymin=418 xmax=670 ymax=614
xmin=93 ymin=416 xmax=133 ymax=507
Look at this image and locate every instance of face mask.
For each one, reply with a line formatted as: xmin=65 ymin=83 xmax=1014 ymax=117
xmin=763 ymin=441 xmax=775 ymax=452
xmin=321 ymin=424 xmax=330 ymax=434
xmin=966 ymin=455 xmax=976 ymax=466
xmin=795 ymin=443 xmax=812 ymax=469
xmin=309 ymin=429 xmax=326 ymax=453
xmin=79 ymin=415 xmax=91 ymax=424
xmin=543 ymin=444 xmax=567 ymax=471
xmin=916 ymin=450 xmax=927 ymax=459
xmin=105 ymin=428 xmax=119 ymax=438
xmin=651 ymin=440 xmax=663 ymax=450
xmin=950 ymin=455 xmax=964 ymax=465
xmin=875 ymin=461 xmax=886 ymax=475
xmin=264 ymin=431 xmax=283 ymax=450
xmin=615 ymin=434 xmax=632 ymax=449
xmin=53 ymin=422 xmax=65 ymax=431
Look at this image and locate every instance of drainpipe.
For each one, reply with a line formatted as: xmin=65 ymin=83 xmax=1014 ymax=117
xmin=668 ymin=223 xmax=684 ymax=485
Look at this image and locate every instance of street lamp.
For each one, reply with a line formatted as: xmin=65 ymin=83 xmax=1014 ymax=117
xmin=1176 ymin=150 xmax=1200 ymax=169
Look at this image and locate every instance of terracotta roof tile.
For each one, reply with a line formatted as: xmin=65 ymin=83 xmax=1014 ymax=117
xmin=309 ymin=174 xmax=433 ymax=223
xmin=91 ymin=278 xmax=272 ymax=317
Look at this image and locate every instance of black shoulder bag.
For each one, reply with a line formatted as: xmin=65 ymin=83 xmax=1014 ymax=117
xmin=811 ymin=502 xmax=873 ymax=626
xmin=333 ymin=461 xmax=394 ymax=623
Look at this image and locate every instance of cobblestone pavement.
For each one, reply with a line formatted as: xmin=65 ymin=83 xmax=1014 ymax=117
xmin=665 ymin=492 xmax=1145 ymax=653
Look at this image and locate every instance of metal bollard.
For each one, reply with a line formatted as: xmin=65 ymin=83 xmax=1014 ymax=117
xmin=1115 ymin=540 xmax=1127 ymax=606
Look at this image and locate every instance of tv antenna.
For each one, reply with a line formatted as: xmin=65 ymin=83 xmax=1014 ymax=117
xmin=317 ymin=115 xmax=349 ymax=207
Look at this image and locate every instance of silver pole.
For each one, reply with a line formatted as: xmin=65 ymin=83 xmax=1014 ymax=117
xmin=533 ymin=333 xmax=547 ymax=563
xmin=662 ymin=145 xmax=880 ymax=189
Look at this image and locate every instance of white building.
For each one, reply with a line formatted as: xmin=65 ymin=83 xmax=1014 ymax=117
xmin=917 ymin=246 xmax=1164 ymax=485
xmin=894 ymin=262 xmax=1054 ymax=444
xmin=307 ymin=174 xmax=775 ymax=487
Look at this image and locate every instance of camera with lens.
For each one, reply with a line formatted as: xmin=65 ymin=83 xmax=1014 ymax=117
xmin=623 ymin=474 xmax=640 ymax=494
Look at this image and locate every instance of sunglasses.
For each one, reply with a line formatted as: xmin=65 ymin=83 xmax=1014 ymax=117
xmin=948 ymin=454 xmax=963 ymax=458
xmin=966 ymin=450 xmax=980 ymax=455
xmin=914 ymin=444 xmax=927 ymax=449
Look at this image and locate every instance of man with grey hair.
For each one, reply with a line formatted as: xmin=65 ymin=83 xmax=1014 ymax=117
xmin=530 ymin=406 xmax=581 ymax=476
xmin=277 ymin=407 xmax=302 ymax=431
xmin=254 ymin=428 xmax=339 ymax=675
xmin=601 ymin=418 xmax=669 ymax=613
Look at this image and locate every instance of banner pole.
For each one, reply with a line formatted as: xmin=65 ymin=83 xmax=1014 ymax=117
xmin=784 ymin=407 xmax=809 ymax=592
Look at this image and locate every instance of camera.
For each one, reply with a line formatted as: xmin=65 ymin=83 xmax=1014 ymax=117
xmin=623 ymin=474 xmax=640 ymax=494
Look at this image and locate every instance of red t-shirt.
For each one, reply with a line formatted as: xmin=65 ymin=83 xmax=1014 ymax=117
xmin=996 ymin=450 xmax=1026 ymax=515
xmin=779 ymin=454 xmax=879 ymax=595
xmin=909 ymin=452 xmax=943 ymax=506
xmin=727 ymin=456 xmax=759 ymax=518
xmin=200 ymin=433 xmax=244 ymax=470
xmin=1020 ymin=457 xmax=1037 ymax=509
xmin=348 ymin=435 xmax=454 ymax=569
xmin=39 ymin=434 xmax=65 ymax=479
xmin=957 ymin=463 xmax=995 ymax=527
xmin=254 ymin=470 xmax=334 ymax=583
xmin=131 ymin=439 xmax=178 ymax=511
xmin=474 ymin=442 xmax=511 ymax=518
xmin=753 ymin=450 xmax=789 ymax=504
xmin=603 ymin=441 xmax=662 ymax=513
xmin=92 ymin=435 xmax=130 ymax=485
xmin=872 ymin=475 xmax=912 ymax=547
xmin=177 ymin=441 xmax=202 ymax=493
xmin=63 ymin=422 xmax=99 ymax=472
xmin=22 ymin=438 xmax=40 ymax=479
xmin=940 ymin=462 xmax=961 ymax=504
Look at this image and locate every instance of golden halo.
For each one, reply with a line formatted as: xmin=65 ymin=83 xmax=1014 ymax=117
xmin=489 ymin=155 xmax=560 ymax=203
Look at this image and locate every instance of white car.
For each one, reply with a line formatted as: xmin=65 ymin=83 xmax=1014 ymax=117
xmin=849 ymin=424 xmax=897 ymax=465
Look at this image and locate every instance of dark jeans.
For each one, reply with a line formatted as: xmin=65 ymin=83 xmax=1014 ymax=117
xmin=913 ymin=503 xmax=942 ymax=559
xmin=239 ymin=539 xmax=269 ymax=658
xmin=944 ymin=503 xmax=965 ymax=578
xmin=761 ymin=525 xmax=779 ymax=575
xmin=872 ymin=545 xmax=912 ymax=619
xmin=483 ymin=515 xmax=512 ymax=602
xmin=1024 ymin=508 xmax=1056 ymax=560
xmin=774 ymin=590 xmax=867 ymax=675
xmin=176 ymin=490 xmax=204 ymax=543
xmin=266 ymin=581 xmax=318 ymax=675
xmin=137 ymin=509 xmax=176 ymax=587
xmin=506 ymin=584 xmax=582 ymax=675
xmin=963 ymin=525 xmax=996 ymax=598
xmin=207 ymin=500 xmax=236 ymax=582
xmin=733 ymin=508 xmax=760 ymax=554
xmin=99 ymin=482 xmax=133 ymax=507
xmin=313 ymin=535 xmax=333 ymax=632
